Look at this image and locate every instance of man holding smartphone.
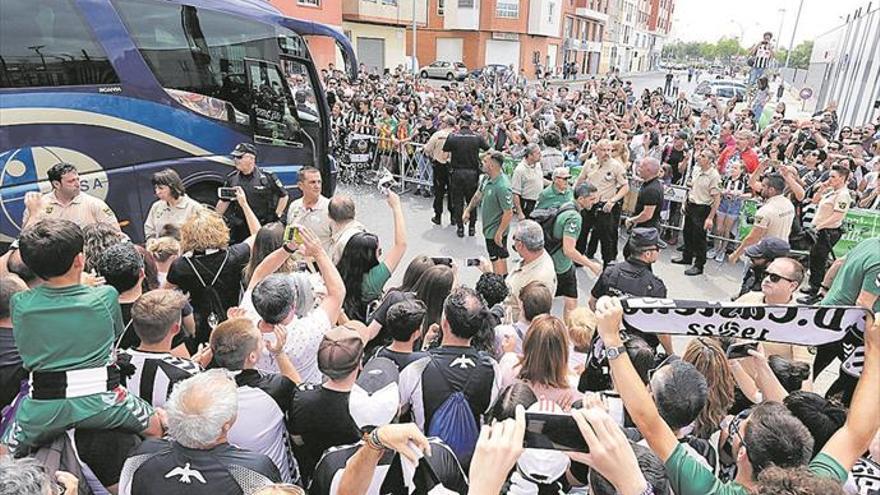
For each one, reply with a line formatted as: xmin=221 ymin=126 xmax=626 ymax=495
xmin=464 ymin=151 xmax=514 ymax=275
xmin=216 ymin=143 xmax=289 ymax=243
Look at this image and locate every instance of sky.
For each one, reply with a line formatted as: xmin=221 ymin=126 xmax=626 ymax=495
xmin=667 ymin=0 xmax=873 ymax=48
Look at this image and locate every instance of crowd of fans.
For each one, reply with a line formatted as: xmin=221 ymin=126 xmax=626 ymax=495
xmin=0 ymin=59 xmax=879 ymax=495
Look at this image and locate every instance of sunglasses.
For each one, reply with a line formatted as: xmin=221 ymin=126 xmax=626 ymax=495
xmin=695 ymin=137 xmax=706 ymax=142
xmin=764 ymin=272 xmax=795 ymax=283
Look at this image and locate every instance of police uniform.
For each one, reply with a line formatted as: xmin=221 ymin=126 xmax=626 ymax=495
xmin=443 ymin=116 xmax=490 ymax=236
xmin=577 ymin=157 xmax=628 ymax=266
xmin=22 ymin=191 xmax=120 ymax=231
xmin=221 ymin=144 xmax=287 ymax=243
xmin=806 ymin=187 xmax=852 ymax=292
xmin=582 ymin=228 xmax=667 ymax=392
xmin=675 ymin=166 xmax=720 ymax=273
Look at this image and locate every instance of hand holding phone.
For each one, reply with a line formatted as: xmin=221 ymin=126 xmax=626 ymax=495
xmin=218 ymin=187 xmax=237 ymax=201
xmin=726 ymin=341 xmax=758 ymax=359
xmin=431 ymin=256 xmax=453 ymax=267
xmin=466 ymin=258 xmax=482 ymax=267
xmin=283 ymin=225 xmax=303 ymax=245
xmin=524 ymin=412 xmax=588 ymax=452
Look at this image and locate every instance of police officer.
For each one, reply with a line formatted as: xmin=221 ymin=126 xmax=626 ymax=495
xmin=581 ymin=227 xmax=669 ymax=392
xmin=443 ymin=112 xmax=489 ymax=238
xmin=672 ymin=148 xmax=721 ymax=276
xmin=216 ymin=143 xmax=288 ymax=243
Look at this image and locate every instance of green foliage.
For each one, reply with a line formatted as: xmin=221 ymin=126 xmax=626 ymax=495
xmin=662 ymin=37 xmax=746 ymax=62
xmin=775 ymin=40 xmax=813 ymax=69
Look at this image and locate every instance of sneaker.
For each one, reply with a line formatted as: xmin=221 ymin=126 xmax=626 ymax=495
xmin=714 ymin=251 xmax=726 ymax=263
xmin=707 ymin=248 xmax=717 ymax=259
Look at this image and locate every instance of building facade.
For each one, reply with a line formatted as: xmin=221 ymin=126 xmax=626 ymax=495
xmin=646 ymin=0 xmax=673 ymax=70
xmin=269 ymin=0 xmax=343 ymax=70
xmin=561 ymin=0 xmax=609 ymax=76
xmin=343 ymin=0 xmax=427 ymax=73
xmin=406 ymin=0 xmax=563 ymax=79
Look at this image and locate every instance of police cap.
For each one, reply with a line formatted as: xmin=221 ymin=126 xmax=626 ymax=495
xmin=231 ymin=142 xmax=257 ymax=158
xmin=629 ymin=227 xmax=660 ymax=251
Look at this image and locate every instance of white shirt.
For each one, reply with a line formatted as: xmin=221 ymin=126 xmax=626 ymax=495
xmin=144 ymin=195 xmax=203 ymax=239
xmin=510 ymin=160 xmax=545 ymax=201
xmin=330 ymin=220 xmax=366 ymax=265
xmin=287 ymin=195 xmax=333 ymax=253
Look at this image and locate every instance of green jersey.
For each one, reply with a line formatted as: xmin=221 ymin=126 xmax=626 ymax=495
xmin=821 ymin=237 xmax=880 ymax=313
xmin=480 ymin=173 xmax=514 ymax=239
xmin=535 ymin=184 xmax=574 ymax=210
xmin=550 ymin=207 xmax=582 ymax=274
xmin=12 ymin=284 xmax=123 ymax=373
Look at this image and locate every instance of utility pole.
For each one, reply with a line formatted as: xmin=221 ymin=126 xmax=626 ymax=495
xmin=412 ymin=0 xmax=418 ymax=75
xmin=784 ymin=0 xmax=804 ymax=69
xmin=776 ymin=8 xmax=786 ymax=47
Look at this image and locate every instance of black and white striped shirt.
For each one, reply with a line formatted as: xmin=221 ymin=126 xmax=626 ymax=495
xmin=754 ymin=41 xmax=773 ymax=69
xmin=119 ymin=350 xmax=200 ymax=408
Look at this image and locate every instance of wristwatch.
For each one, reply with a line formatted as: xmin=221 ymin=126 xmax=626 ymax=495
xmin=604 ymin=344 xmax=627 ymax=361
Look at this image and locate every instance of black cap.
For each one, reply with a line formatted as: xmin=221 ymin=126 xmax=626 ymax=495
xmin=459 ymin=111 xmax=473 ymax=123
xmin=745 ymin=237 xmax=790 ymax=259
xmin=231 ymin=143 xmax=257 ymax=158
xmin=629 ymin=227 xmax=660 ymax=251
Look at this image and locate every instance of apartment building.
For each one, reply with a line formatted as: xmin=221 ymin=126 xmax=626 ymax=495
xmin=646 ymin=0 xmax=673 ymax=70
xmin=561 ymin=0 xmax=609 ymax=76
xmin=269 ymin=0 xmax=343 ymax=70
xmin=406 ymin=0 xmax=563 ymax=78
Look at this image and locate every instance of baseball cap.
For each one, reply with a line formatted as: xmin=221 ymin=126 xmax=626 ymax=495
xmin=628 ymin=227 xmax=660 ymax=252
xmin=745 ymin=237 xmax=790 ymax=259
xmin=317 ymin=326 xmax=364 ymax=380
xmin=231 ymin=142 xmax=257 ymax=158
xmin=552 ymin=166 xmax=571 ymax=179
xmin=516 ymin=402 xmax=571 ymax=484
xmin=349 ymin=357 xmax=400 ymax=431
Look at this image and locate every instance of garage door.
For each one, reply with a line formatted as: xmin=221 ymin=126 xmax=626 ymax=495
xmin=357 ymin=37 xmax=385 ymax=72
xmin=485 ymin=39 xmax=520 ymax=71
xmin=436 ymin=38 xmax=463 ymax=63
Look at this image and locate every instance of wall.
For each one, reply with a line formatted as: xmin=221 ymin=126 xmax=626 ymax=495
xmin=527 ymin=0 xmax=562 ymax=37
xmin=444 ymin=0 xmax=480 ymax=30
xmin=270 ymin=0 xmax=343 ymax=70
xmin=343 ymin=21 xmax=408 ymax=70
xmin=343 ymin=0 xmax=427 ymax=26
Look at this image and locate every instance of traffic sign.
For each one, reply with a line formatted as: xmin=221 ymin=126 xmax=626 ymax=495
xmin=799 ymin=87 xmax=814 ymax=100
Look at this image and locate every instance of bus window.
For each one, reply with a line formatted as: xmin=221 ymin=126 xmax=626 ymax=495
xmin=114 ymin=0 xmax=306 ymax=143
xmin=245 ymin=59 xmax=302 ymax=146
xmin=0 ymin=0 xmax=119 ymax=88
xmin=282 ymin=59 xmax=321 ymax=126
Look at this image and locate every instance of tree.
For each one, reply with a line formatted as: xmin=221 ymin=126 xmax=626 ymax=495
xmin=776 ymin=40 xmax=813 ymax=69
xmin=714 ymin=37 xmax=745 ymax=62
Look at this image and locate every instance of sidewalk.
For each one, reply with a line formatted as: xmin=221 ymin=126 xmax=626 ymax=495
xmin=545 ymin=70 xmax=662 ymax=86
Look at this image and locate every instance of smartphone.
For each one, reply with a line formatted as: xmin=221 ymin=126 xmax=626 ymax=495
xmin=523 ymin=412 xmax=588 ymax=452
xmin=601 ymin=391 xmax=626 ymax=426
xmin=726 ymin=341 xmax=758 ymax=360
xmin=466 ymin=258 xmax=481 ymax=267
xmin=283 ymin=225 xmax=303 ymax=245
xmin=217 ymin=187 xmax=237 ymax=200
xmin=431 ymin=256 xmax=453 ymax=267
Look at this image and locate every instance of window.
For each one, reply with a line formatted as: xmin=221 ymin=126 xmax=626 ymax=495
xmin=496 ymin=0 xmax=518 ymax=18
xmin=458 ymin=0 xmax=474 ymax=7
xmin=0 ymin=0 xmax=119 ymax=88
xmin=547 ymin=2 xmax=555 ymax=22
xmin=564 ymin=17 xmax=573 ymax=38
xmin=297 ymin=0 xmax=320 ymax=5
xmin=114 ymin=0 xmax=309 ymax=144
xmin=438 ymin=0 xmax=445 ymax=16
xmin=382 ymin=0 xmax=397 ymax=5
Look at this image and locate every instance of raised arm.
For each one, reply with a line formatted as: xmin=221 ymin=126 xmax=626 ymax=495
xmin=299 ymin=226 xmax=346 ymax=325
xmin=381 ymin=191 xmax=408 ymax=273
xmin=593 ymin=296 xmax=680 ymax=461
xmin=820 ymin=317 xmax=880 ymax=471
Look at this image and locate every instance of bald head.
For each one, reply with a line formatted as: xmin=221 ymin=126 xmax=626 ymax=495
xmin=328 ymin=195 xmax=356 ymax=222
xmin=637 ymin=157 xmax=661 ymax=180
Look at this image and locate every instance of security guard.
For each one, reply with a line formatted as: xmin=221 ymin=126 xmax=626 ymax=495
xmin=443 ymin=112 xmax=489 ymax=237
xmin=216 ymin=143 xmax=288 ymax=243
xmin=22 ymin=162 xmax=120 ymax=231
xmin=581 ymin=227 xmax=668 ymax=392
xmin=574 ymin=139 xmax=629 ymax=267
xmin=672 ymin=148 xmax=721 ymax=276
xmin=801 ymin=164 xmax=853 ymax=301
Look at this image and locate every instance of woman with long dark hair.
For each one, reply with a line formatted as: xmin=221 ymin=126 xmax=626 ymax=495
xmin=242 ymin=222 xmax=295 ymax=287
xmin=363 ymin=255 xmax=435 ymax=352
xmin=413 ymin=264 xmax=455 ymax=348
xmin=336 ymin=192 xmax=407 ymax=322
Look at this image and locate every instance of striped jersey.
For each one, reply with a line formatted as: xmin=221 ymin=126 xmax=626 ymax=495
xmin=119 ymin=350 xmax=199 ymax=408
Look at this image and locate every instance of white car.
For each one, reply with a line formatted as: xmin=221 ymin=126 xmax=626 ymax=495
xmin=420 ymin=61 xmax=468 ymax=81
xmin=688 ymin=79 xmax=748 ymax=112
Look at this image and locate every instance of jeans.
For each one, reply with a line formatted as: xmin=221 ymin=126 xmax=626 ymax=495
xmin=748 ymin=66 xmax=766 ymax=85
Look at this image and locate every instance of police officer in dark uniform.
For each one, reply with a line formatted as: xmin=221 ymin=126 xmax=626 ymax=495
xmin=443 ymin=112 xmax=490 ymax=238
xmin=580 ymin=227 xmax=668 ymax=392
xmin=216 ymin=143 xmax=289 ymax=243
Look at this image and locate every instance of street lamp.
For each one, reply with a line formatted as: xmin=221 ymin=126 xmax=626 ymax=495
xmin=784 ymin=0 xmax=805 ymax=69
xmin=776 ymin=8 xmax=786 ymax=45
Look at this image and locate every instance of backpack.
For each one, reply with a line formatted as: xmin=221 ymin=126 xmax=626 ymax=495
xmin=426 ymin=357 xmax=480 ymax=466
xmin=184 ymin=251 xmax=230 ymax=331
xmin=529 ymin=203 xmax=577 ymax=255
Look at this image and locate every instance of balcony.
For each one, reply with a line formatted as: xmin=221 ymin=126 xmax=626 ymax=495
xmin=564 ymin=38 xmax=603 ymax=52
xmin=575 ymin=7 xmax=609 ymax=23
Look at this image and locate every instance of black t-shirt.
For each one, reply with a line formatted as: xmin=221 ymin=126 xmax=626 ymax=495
xmin=310 ymin=438 xmax=468 ymax=495
xmin=167 ymin=243 xmax=251 ymax=344
xmin=371 ymin=347 xmax=428 ymax=371
xmin=365 ymin=290 xmax=414 ymax=355
xmin=0 ymin=327 xmax=25 ymax=409
xmin=221 ymin=168 xmax=286 ymax=224
xmin=119 ymin=439 xmax=281 ymax=495
xmin=443 ymin=129 xmax=490 ymax=171
xmin=634 ymin=177 xmax=664 ymax=229
xmin=288 ymin=384 xmax=361 ymax=482
xmin=662 ymin=145 xmax=687 ymax=184
xmin=75 ymin=429 xmax=142 ymax=487
xmin=118 ymin=302 xmax=138 ymax=350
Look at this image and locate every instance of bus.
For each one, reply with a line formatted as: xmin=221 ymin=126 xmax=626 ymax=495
xmin=0 ymin=0 xmax=356 ymax=244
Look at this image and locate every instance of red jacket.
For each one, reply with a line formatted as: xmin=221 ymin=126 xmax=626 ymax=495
xmin=718 ymin=145 xmax=759 ymax=175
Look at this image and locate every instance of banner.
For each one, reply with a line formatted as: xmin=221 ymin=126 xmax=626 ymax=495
xmin=619 ymin=298 xmax=869 ymax=346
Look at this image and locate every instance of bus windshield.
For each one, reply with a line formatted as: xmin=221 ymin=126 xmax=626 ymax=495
xmin=113 ymin=0 xmax=315 ymax=146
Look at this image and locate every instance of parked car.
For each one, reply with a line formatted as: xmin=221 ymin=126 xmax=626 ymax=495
xmin=420 ymin=61 xmax=468 ymax=80
xmin=689 ymin=79 xmax=747 ymax=112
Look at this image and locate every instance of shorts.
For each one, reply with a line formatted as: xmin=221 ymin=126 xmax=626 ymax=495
xmin=2 ymin=387 xmax=154 ymax=453
xmin=485 ymin=236 xmax=510 ymax=261
xmin=555 ymin=266 xmax=579 ymax=298
xmin=717 ymin=196 xmax=744 ymax=217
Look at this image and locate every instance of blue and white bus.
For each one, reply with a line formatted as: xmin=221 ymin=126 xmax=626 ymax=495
xmin=0 ymin=0 xmax=356 ymax=244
